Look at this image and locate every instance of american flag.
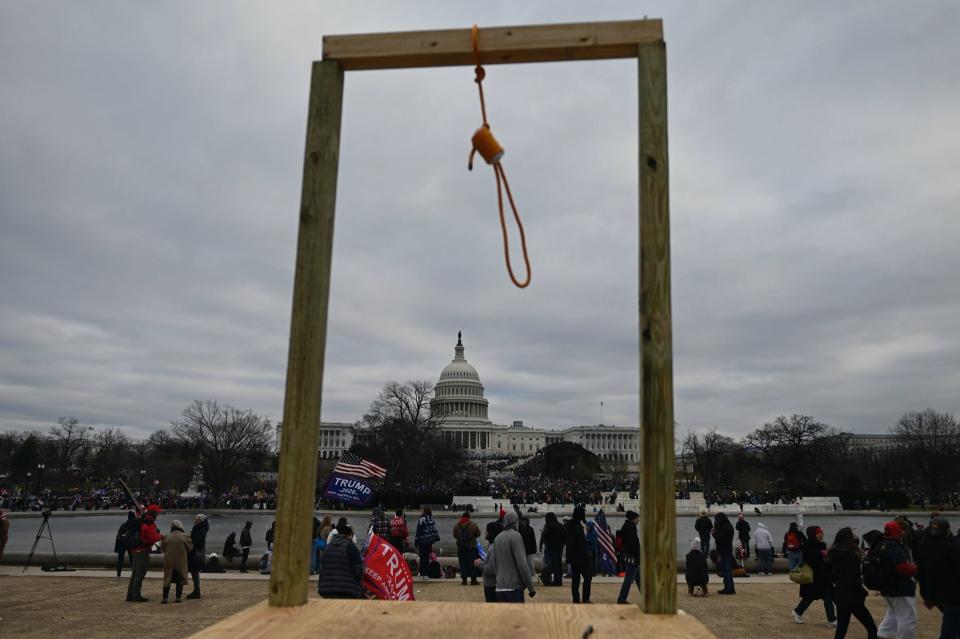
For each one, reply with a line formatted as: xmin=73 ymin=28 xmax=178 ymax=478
xmin=594 ymin=509 xmax=617 ymax=573
xmin=334 ymin=451 xmax=387 ymax=480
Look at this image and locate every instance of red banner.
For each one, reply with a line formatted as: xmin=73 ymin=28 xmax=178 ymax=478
xmin=362 ymin=532 xmax=415 ymax=601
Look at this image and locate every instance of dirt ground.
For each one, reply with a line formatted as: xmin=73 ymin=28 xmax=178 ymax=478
xmin=0 ymin=573 xmax=942 ymax=638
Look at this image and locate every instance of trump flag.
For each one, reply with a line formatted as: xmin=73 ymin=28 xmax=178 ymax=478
xmin=362 ymin=532 xmax=415 ymax=601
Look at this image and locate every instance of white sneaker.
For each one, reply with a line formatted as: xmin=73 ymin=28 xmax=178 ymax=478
xmin=827 ymin=621 xmax=837 ymax=628
xmin=792 ymin=612 xmax=803 ymax=624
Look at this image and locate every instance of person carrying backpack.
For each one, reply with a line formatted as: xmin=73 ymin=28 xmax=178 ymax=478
xmin=783 ymin=522 xmax=807 ymax=571
xmin=872 ymin=521 xmax=918 ymax=639
xmin=453 ymin=511 xmax=481 ymax=585
xmin=126 ymin=504 xmax=163 ymax=602
xmin=114 ymin=511 xmax=137 ymax=577
xmin=828 ymin=527 xmax=878 ymax=639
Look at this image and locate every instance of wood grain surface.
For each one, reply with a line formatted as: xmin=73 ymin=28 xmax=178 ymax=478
xmin=190 ymin=600 xmax=715 ymax=639
xmin=269 ymin=60 xmax=344 ymax=607
xmin=323 ymin=19 xmax=663 ymax=70
xmin=638 ymin=40 xmax=676 ymax=615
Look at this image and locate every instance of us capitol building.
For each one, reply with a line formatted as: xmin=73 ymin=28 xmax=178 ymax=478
xmin=315 ymin=332 xmax=640 ymax=469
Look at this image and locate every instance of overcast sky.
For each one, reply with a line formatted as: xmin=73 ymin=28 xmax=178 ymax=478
xmin=1 ymin=1 xmax=958 ymax=443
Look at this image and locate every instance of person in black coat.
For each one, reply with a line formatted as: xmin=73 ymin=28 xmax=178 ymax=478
xmin=539 ymin=512 xmax=565 ymax=586
xmin=114 ymin=511 xmax=137 ymax=577
xmin=317 ymin=524 xmax=365 ymax=599
xmin=186 ymin=514 xmax=208 ymax=599
xmin=617 ymin=511 xmax=642 ymax=604
xmin=917 ymin=518 xmax=960 ymax=639
xmin=793 ymin=525 xmax=837 ymax=625
xmin=695 ymin=512 xmax=713 ymax=555
xmin=713 ymin=512 xmax=736 ymax=594
xmin=685 ymin=538 xmax=709 ymax=596
xmin=735 ymin=514 xmax=751 ymax=558
xmin=564 ymin=506 xmax=591 ymax=604
xmin=827 ymin=527 xmax=878 ymax=639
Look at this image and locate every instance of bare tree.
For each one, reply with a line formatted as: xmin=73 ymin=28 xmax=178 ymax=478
xmin=744 ymin=414 xmax=838 ymax=492
xmin=92 ymin=428 xmax=131 ymax=481
xmin=172 ymin=400 xmax=273 ymax=504
xmin=892 ymin=409 xmax=960 ymax=501
xmin=681 ymin=429 xmax=739 ymax=492
xmin=351 ymin=380 xmax=463 ymax=493
xmin=48 ymin=417 xmax=94 ymax=477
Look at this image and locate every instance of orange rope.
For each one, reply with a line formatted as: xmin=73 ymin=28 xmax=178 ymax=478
xmin=467 ymin=24 xmax=531 ymax=289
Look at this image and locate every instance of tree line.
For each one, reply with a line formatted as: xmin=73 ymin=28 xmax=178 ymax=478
xmin=0 ymin=400 xmax=274 ymax=505
xmin=680 ymin=409 xmax=960 ymax=505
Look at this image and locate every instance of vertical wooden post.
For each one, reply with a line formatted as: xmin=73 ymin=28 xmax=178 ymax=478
xmin=269 ymin=59 xmax=344 ymax=607
xmin=637 ymin=40 xmax=675 ymax=615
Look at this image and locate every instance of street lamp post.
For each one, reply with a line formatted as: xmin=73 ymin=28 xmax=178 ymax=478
xmin=26 ymin=471 xmax=32 ymax=499
xmin=37 ymin=463 xmax=45 ymax=496
xmin=139 ymin=469 xmax=146 ymax=498
xmin=153 ymin=479 xmax=159 ymax=501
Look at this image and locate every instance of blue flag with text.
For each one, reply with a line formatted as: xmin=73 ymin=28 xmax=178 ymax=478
xmin=323 ymin=473 xmax=375 ymax=506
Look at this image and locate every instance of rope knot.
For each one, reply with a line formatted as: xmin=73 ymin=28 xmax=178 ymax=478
xmin=474 ymin=65 xmax=486 ymax=83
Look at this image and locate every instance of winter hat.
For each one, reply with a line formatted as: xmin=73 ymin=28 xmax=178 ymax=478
xmin=146 ymin=504 xmax=162 ymax=516
xmin=171 ymin=520 xmax=184 ymax=532
xmin=503 ymin=511 xmax=519 ymax=530
xmin=626 ymin=510 xmax=639 ymax=521
xmin=691 ymin=538 xmax=701 ymax=551
xmin=195 ymin=514 xmax=206 ymax=521
xmin=883 ymin=521 xmax=903 ymax=540
xmin=573 ymin=505 xmax=586 ymax=522
xmin=930 ymin=517 xmax=951 ymax=538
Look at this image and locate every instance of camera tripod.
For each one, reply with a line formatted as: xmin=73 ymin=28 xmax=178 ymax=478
xmin=22 ymin=510 xmax=74 ymax=573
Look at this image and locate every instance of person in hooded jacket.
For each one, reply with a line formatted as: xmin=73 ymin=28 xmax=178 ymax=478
xmin=784 ymin=522 xmax=807 ymax=571
xmin=827 ymin=527 xmax=878 ymax=639
xmin=875 ymin=520 xmax=919 ymax=639
xmin=713 ymin=512 xmax=736 ymax=594
xmin=186 ymin=513 xmax=208 ymax=599
xmin=917 ymin=517 xmax=960 ymax=639
xmin=565 ymin=505 xmax=592 ymax=604
xmin=317 ymin=523 xmax=364 ymax=599
xmin=754 ymin=522 xmax=775 ymax=575
xmin=160 ymin=520 xmax=193 ymax=604
xmin=114 ymin=511 xmax=137 ymax=577
xmin=686 ymin=538 xmax=709 ymax=596
xmin=539 ymin=512 xmax=565 ymax=586
xmin=792 ymin=525 xmax=837 ymax=626
xmin=222 ymin=532 xmax=239 ymax=559
xmin=491 ymin=511 xmax=536 ymax=602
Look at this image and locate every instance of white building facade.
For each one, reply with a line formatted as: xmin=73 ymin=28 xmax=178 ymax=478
xmin=317 ymin=333 xmax=640 ymax=467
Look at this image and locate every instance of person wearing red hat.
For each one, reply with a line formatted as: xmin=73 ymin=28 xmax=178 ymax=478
xmin=875 ymin=520 xmax=918 ymax=639
xmin=126 ymin=505 xmax=164 ymax=602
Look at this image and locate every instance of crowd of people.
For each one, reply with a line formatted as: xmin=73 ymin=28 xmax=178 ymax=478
xmin=688 ymin=510 xmax=960 ymax=639
xmin=480 ymin=476 xmax=638 ymax=508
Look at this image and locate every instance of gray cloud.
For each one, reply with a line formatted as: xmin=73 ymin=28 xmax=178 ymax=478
xmin=1 ymin=1 xmax=958 ymax=442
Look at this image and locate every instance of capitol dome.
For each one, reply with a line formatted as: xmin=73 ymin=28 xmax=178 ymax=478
xmin=430 ymin=332 xmax=490 ymax=422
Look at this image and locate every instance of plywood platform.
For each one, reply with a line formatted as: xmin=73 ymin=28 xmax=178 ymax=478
xmin=189 ymin=600 xmax=716 ymax=639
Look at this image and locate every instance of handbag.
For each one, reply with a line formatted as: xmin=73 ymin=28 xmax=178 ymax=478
xmin=789 ymin=563 xmax=814 ymax=585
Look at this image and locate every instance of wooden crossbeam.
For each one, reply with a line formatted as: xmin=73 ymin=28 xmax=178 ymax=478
xmin=323 ymin=19 xmax=663 ymax=70
xmin=190 ymin=600 xmax=715 ymax=639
